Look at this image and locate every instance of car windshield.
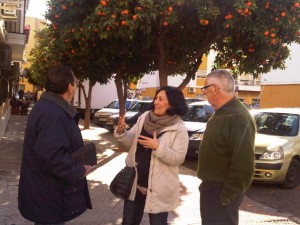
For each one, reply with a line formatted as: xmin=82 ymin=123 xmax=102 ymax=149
xmin=129 ymin=102 xmax=152 ymax=112
xmin=183 ymin=105 xmax=214 ymax=122
xmin=254 ymin=112 xmax=299 ymax=136
xmin=106 ymin=100 xmax=136 ymax=110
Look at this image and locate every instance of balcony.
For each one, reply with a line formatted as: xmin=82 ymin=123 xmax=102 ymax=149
xmin=6 ymin=32 xmax=26 ymax=61
xmin=0 ymin=0 xmax=29 ymax=62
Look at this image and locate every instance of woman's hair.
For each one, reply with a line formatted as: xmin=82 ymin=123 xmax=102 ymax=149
xmin=44 ymin=65 xmax=75 ymax=94
xmin=150 ymin=86 xmax=188 ymax=116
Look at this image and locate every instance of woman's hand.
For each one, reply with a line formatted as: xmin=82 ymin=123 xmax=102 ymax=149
xmin=116 ymin=115 xmax=126 ymax=134
xmin=138 ymin=131 xmax=160 ymax=150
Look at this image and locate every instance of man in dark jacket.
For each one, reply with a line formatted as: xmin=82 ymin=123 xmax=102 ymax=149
xmin=18 ymin=65 xmax=92 ymax=225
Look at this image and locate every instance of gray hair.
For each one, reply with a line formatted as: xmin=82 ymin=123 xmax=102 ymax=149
xmin=207 ymin=69 xmax=235 ymax=94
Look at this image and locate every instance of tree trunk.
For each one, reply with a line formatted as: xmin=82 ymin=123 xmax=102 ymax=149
xmin=83 ymin=80 xmax=96 ymax=129
xmin=115 ymin=72 xmax=128 ymax=152
xmin=178 ymin=57 xmax=202 ymax=90
xmin=115 ymin=73 xmax=127 ymax=117
xmin=159 ymin=71 xmax=168 ymax=87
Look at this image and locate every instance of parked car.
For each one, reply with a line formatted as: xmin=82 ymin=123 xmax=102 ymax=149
xmin=252 ymin=108 xmax=300 ymax=189
xmin=105 ymin=100 xmax=152 ymax=132
xmin=185 ymin=97 xmax=206 ymax=105
xmin=105 ymin=98 xmax=205 ymax=133
xmin=182 ymin=101 xmax=215 ymax=157
xmin=94 ymin=99 xmax=138 ymax=127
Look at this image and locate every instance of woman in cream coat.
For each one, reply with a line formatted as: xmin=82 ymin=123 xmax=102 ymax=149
xmin=114 ymin=86 xmax=189 ymax=225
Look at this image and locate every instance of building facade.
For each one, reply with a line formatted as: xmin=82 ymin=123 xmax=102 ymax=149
xmin=260 ymin=43 xmax=300 ymax=108
xmin=0 ymin=0 xmax=30 ymax=117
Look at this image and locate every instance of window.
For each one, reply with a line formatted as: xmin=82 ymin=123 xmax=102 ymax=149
xmin=254 ymin=112 xmax=299 ymax=136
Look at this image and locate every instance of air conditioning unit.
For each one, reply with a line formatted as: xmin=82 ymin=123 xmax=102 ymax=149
xmin=0 ymin=3 xmax=18 ymax=21
xmin=188 ymin=87 xmax=195 ymax=93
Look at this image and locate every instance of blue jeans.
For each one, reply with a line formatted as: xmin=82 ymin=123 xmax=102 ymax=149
xmin=199 ymin=181 xmax=244 ymax=225
xmin=122 ymin=189 xmax=168 ymax=225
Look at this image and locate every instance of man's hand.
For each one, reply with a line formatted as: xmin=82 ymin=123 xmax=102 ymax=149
xmin=83 ymin=165 xmax=92 ymax=177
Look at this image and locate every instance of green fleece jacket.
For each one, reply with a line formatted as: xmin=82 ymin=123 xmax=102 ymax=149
xmin=197 ymin=98 xmax=256 ymax=205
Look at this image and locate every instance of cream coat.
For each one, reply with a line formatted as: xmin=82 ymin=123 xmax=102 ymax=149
xmin=114 ymin=111 xmax=189 ymax=213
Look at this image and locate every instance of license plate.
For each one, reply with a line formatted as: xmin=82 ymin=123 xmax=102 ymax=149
xmin=99 ymin=118 xmax=108 ymax=121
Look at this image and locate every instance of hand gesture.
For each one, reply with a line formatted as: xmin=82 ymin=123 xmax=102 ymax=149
xmin=138 ymin=131 xmax=160 ymax=150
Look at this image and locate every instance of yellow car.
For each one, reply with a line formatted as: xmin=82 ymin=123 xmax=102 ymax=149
xmin=252 ymin=108 xmax=300 ymax=189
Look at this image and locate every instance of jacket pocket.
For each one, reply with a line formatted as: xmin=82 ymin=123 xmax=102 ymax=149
xmin=62 ymin=181 xmax=86 ymax=217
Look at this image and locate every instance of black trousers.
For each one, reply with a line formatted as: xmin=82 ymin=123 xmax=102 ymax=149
xmin=199 ymin=181 xmax=244 ymax=225
xmin=122 ymin=189 xmax=168 ymax=225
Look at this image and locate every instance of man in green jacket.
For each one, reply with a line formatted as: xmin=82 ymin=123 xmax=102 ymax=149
xmin=197 ymin=69 xmax=256 ymax=225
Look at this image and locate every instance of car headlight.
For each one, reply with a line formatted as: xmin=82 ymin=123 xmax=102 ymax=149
xmin=190 ymin=133 xmax=204 ymax=140
xmin=259 ymin=145 xmax=284 ymax=160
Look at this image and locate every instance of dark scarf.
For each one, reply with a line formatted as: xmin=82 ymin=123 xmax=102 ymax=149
xmin=143 ymin=111 xmax=180 ymax=135
xmin=40 ymin=91 xmax=77 ymax=119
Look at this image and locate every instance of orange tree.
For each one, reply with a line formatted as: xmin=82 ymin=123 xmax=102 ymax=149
xmin=44 ymin=0 xmax=155 ymax=121
xmin=40 ymin=0 xmax=299 ymax=120
xmin=27 ymin=28 xmax=58 ymax=87
xmin=87 ymin=0 xmax=299 ymax=85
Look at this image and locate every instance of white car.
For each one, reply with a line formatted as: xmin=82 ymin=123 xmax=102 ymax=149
xmin=182 ymin=101 xmax=214 ymax=157
xmin=94 ymin=99 xmax=138 ymax=127
xmin=105 ymin=100 xmax=152 ymax=132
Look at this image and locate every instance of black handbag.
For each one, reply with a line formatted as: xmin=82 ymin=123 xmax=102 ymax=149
xmin=109 ymin=166 xmax=136 ymax=199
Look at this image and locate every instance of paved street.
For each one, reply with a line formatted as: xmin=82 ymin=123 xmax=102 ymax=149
xmin=1 ymin=109 xmax=300 ymax=225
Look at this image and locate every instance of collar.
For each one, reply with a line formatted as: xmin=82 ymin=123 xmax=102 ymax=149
xmin=40 ymin=91 xmax=77 ymax=118
xmin=216 ymin=97 xmax=236 ymax=111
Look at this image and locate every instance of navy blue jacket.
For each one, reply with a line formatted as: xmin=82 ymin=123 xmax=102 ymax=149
xmin=18 ymin=92 xmax=92 ymax=224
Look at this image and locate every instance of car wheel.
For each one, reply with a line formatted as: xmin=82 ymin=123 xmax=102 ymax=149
xmin=282 ymin=158 xmax=300 ymax=189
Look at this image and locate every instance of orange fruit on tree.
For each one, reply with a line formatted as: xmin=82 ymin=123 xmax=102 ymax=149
xmin=122 ymin=10 xmax=129 ymax=15
xmin=121 ymin=20 xmax=127 ymax=26
xmin=281 ymin=12 xmax=286 ymax=17
xmin=136 ymin=6 xmax=142 ymax=11
xmin=271 ymin=39 xmax=276 ymax=44
xmin=100 ymin=1 xmax=107 ymax=6
xmin=133 ymin=15 xmax=137 ymax=20
xmin=264 ymin=31 xmax=269 ymax=36
xmin=62 ymin=5 xmax=67 ymax=10
xmin=168 ymin=6 xmax=173 ymax=12
xmin=246 ymin=1 xmax=252 ymax=7
xmin=294 ymin=2 xmax=299 ymax=8
xmin=163 ymin=21 xmax=168 ymax=27
xmin=270 ymin=33 xmax=276 ymax=37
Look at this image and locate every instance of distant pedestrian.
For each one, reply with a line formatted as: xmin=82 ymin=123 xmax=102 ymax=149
xmin=18 ymin=65 xmax=92 ymax=225
xmin=115 ymin=86 xmax=189 ymax=225
xmin=197 ymin=69 xmax=256 ymax=225
xmin=18 ymin=89 xmax=24 ymax=100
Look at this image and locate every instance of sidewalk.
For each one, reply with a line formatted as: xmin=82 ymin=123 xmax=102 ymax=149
xmin=0 ymin=114 xmax=300 ymax=225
